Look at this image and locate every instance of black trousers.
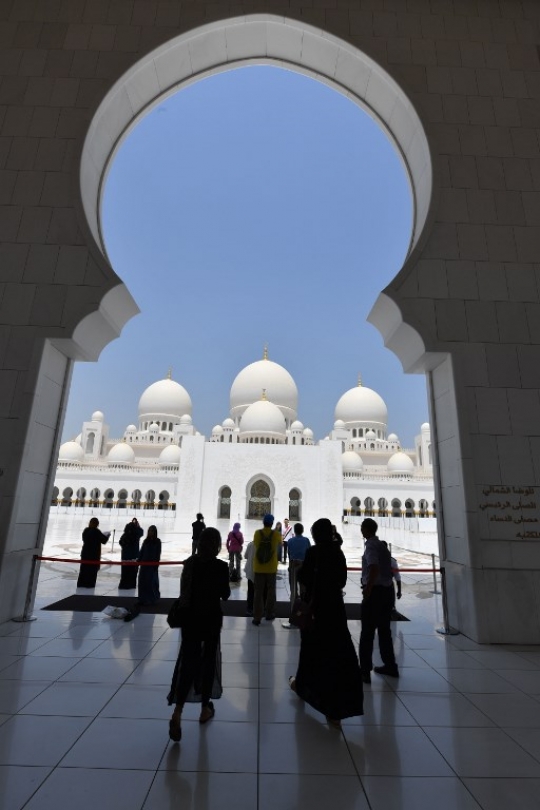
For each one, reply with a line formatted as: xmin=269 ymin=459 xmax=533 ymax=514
xmin=359 ymin=585 xmax=396 ymax=672
xmin=175 ymin=627 xmax=220 ymax=707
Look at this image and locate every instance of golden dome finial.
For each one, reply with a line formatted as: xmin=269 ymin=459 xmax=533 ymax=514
xmin=263 ymin=344 xmax=268 ymax=360
xmin=358 ymin=373 xmax=362 ymax=387
xmin=261 ymin=388 xmax=267 ymax=401
xmin=166 ymin=368 xmax=172 ymax=380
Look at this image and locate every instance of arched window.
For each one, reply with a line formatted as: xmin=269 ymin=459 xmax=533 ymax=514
xmin=405 ymin=499 xmax=415 ymax=517
xmin=418 ymin=445 xmax=423 ymax=466
xmin=61 ymin=487 xmax=73 ymax=506
xmin=132 ymin=489 xmax=142 ymax=509
xmin=117 ymin=489 xmax=128 ymax=509
xmin=350 ymin=497 xmax=361 ymax=516
xmin=289 ymin=488 xmax=301 ymax=521
xmin=432 ymin=500 xmax=436 ymax=516
xmin=419 ymin=499 xmax=428 ymax=517
xmin=51 ymin=486 xmax=59 ymax=505
xmin=219 ymin=486 xmax=232 ymax=519
xmin=90 ymin=487 xmax=100 ymax=507
xmin=391 ymin=499 xmax=402 ymax=517
xmin=378 ymin=497 xmax=388 ymax=517
xmin=352 ymin=429 xmax=357 ymax=438
xmin=158 ymin=490 xmax=169 ymax=510
xmin=364 ymin=497 xmax=375 ymax=516
xmin=76 ymin=487 xmax=86 ymax=506
xmin=104 ymin=489 xmax=114 ymax=509
xmin=85 ymin=432 xmax=95 ymax=453
xmin=248 ymin=479 xmax=271 ymax=519
xmin=145 ymin=490 xmax=155 ymax=509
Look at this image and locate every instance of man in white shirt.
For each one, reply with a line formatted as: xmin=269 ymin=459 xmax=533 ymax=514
xmin=281 ymin=518 xmax=293 ymax=564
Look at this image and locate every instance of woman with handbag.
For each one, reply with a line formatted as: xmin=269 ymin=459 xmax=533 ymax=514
xmin=289 ymin=517 xmax=363 ymax=728
xmin=167 ymin=527 xmax=230 ymax=742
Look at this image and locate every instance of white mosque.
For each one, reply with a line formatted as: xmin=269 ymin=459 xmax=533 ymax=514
xmin=53 ymin=350 xmax=435 ymax=533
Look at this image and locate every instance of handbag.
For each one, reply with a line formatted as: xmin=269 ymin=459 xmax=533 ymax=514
xmin=289 ymin=596 xmax=314 ymax=631
xmin=167 ymin=599 xmax=190 ymax=629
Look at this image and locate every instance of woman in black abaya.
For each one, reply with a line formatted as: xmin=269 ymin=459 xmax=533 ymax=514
xmin=77 ymin=517 xmax=110 ymax=588
xmin=118 ymin=517 xmax=143 ymax=590
xmin=289 ymin=517 xmax=363 ymax=728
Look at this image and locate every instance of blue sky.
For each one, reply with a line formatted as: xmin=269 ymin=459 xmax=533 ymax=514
xmin=63 ymin=65 xmax=428 ymax=447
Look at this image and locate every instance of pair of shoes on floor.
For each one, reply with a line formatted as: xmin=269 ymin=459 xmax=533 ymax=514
xmin=373 ymin=665 xmax=399 ymax=678
xmin=169 ymin=713 xmax=182 ymax=742
xmin=199 ymin=702 xmax=215 ymax=724
xmin=361 ymin=670 xmax=371 ymax=684
xmin=252 ymin=619 xmax=260 ymax=626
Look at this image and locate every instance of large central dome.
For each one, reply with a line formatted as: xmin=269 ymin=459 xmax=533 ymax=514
xmin=138 ymin=377 xmax=192 ymax=422
xmin=230 ymin=351 xmax=298 ymax=424
xmin=335 ymin=381 xmax=388 ymax=429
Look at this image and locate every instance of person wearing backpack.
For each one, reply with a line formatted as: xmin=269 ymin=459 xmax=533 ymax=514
xmin=359 ymin=518 xmax=399 ymax=682
xmin=251 ymin=514 xmax=282 ymax=626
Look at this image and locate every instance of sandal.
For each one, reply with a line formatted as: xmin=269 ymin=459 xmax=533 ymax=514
xmin=199 ymin=701 xmax=215 ymax=724
xmin=169 ymin=713 xmax=182 ymax=742
xmin=288 ymin=676 xmax=297 ymax=693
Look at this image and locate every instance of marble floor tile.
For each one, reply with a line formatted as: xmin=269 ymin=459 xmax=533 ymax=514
xmin=258 ymin=774 xmax=369 ymax=810
xmin=19 ymin=682 xmax=120 ymax=716
xmin=0 ymin=715 xmax=91 ymax=766
xmin=343 ymin=725 xmax=454 ymax=776
xmin=87 ymin=639 xmax=157 ymax=659
xmin=58 ymin=656 xmax=140 ymax=683
xmin=259 ymin=721 xmax=357 ymax=775
xmin=0 ymin=656 xmax=80 ymax=682
xmin=0 ymin=680 xmax=51 ymax=713
xmin=159 ymin=720 xmax=258 ymax=773
xmin=423 ymin=726 xmax=540 ymax=777
xmin=496 ymin=669 xmax=540 ymax=693
xmin=60 ymin=717 xmax=169 ymax=770
xmin=28 ymin=637 xmax=104 ymax=657
xmin=23 ymin=767 xmax=155 ymax=810
xmin=437 ymin=669 xmax=520 ymax=694
xmin=399 ymin=693 xmax=495 ymax=727
xmin=361 ymin=776 xmax=482 ymax=810
xmin=463 ymin=777 xmax=540 ymax=810
xmin=466 ymin=692 xmax=540 ymax=728
xmin=0 ymin=765 xmax=52 ymax=810
xmin=143 ymin=770 xmax=257 ymax=810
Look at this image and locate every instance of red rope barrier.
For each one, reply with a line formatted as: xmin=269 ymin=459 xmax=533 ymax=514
xmin=35 ymin=556 xmax=440 ymax=573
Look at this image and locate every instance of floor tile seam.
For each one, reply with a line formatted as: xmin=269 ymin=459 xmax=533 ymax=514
xmin=495 ymin=726 xmax=540 ymax=765
xmin=17 ymin=763 xmax=57 ymax=810
xmin=339 ymin=727 xmax=378 ymax=809
xmin=412 ymin=723 xmax=463 ymax=779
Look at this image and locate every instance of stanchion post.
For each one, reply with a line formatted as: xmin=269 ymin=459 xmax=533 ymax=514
xmin=12 ymin=554 xmax=39 ymax=623
xmin=430 ymin=553 xmax=441 ymax=594
xmin=436 ymin=566 xmax=459 ymax=636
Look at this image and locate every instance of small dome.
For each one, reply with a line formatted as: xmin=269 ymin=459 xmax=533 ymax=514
xmin=366 ymin=429 xmax=377 ymax=440
xmin=223 ymin=418 xmax=235 ymax=428
xmin=59 ymin=440 xmax=84 ymax=462
xmin=334 ymin=419 xmax=346 ymax=429
xmin=387 ymin=451 xmax=414 ymax=476
xmin=421 ymin=422 xmax=430 ymax=431
xmin=212 ymin=424 xmax=223 ymax=434
xmin=388 ymin=433 xmax=399 ymax=442
xmin=342 ymin=451 xmax=364 ymax=474
xmin=291 ymin=420 xmax=304 ymax=430
xmin=180 ymin=414 xmax=192 ymax=425
xmin=240 ymin=399 xmax=287 ymax=435
xmin=126 ymin=424 xmax=137 ymax=432
xmin=149 ymin=422 xmax=159 ymax=431
xmin=159 ymin=444 xmax=181 ymax=466
xmin=303 ymin=427 xmax=313 ymax=438
xmin=91 ymin=410 xmax=104 ymax=422
xmin=107 ymin=443 xmax=135 ymax=465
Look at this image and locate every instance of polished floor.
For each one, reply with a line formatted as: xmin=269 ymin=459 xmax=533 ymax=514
xmin=1 ymin=530 xmax=540 ymax=808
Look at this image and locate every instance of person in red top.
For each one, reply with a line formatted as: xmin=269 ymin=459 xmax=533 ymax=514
xmin=226 ymin=522 xmax=244 ymax=581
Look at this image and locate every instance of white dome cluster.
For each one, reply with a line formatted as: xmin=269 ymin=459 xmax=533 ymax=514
xmin=230 ymin=353 xmax=298 ymax=425
xmin=387 ymin=451 xmax=414 ymax=476
xmin=342 ymin=450 xmax=363 ymax=475
xmin=240 ymin=399 xmax=287 ymax=438
xmin=107 ymin=443 xmax=135 ymax=466
xmin=159 ymin=444 xmax=181 ymax=467
xmin=59 ymin=440 xmax=84 ymax=463
xmin=138 ymin=378 xmax=192 ymax=423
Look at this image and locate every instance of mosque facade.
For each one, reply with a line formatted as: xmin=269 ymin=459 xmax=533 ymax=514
xmin=53 ymin=352 xmax=435 ymax=533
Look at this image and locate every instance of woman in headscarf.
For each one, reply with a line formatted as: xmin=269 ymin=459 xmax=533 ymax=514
xmin=289 ymin=517 xmax=363 ymax=728
xmin=136 ymin=525 xmax=161 ymax=605
xmin=167 ymin=527 xmax=230 ymax=741
xmin=118 ymin=517 xmax=143 ymax=590
xmin=77 ymin=517 xmax=110 ymax=588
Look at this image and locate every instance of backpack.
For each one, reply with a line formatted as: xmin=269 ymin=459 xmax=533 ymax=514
xmin=256 ymin=530 xmax=275 ymax=565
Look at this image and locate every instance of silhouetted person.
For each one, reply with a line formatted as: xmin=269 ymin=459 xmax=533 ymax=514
xmin=77 ymin=517 xmax=110 ymax=588
xmin=192 ymin=513 xmax=206 ymax=555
